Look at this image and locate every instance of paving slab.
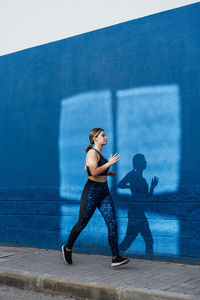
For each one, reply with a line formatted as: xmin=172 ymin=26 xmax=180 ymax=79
xmin=0 ymin=246 xmax=199 ymax=300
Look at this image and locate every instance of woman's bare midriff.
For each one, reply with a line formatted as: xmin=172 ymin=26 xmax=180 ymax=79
xmin=88 ymin=175 xmax=107 ymax=183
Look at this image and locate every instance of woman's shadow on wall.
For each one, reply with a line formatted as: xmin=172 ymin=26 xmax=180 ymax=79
xmin=118 ymin=154 xmax=159 ymax=254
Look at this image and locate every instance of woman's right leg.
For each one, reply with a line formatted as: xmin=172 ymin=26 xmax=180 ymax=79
xmin=66 ymin=180 xmax=99 ymax=249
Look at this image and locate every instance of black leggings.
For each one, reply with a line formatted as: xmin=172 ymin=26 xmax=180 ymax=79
xmin=67 ymin=179 xmax=119 ymax=257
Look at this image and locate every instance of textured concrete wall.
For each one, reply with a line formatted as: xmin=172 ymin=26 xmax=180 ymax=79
xmin=0 ymin=3 xmax=200 ymax=263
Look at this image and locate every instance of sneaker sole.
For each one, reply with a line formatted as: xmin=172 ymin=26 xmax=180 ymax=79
xmin=61 ymin=245 xmax=67 ymax=264
xmin=111 ymin=258 xmax=130 ymax=267
xmin=62 ymin=245 xmax=72 ymax=265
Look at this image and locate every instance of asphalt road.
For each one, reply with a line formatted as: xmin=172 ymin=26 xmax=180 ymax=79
xmin=0 ymin=284 xmax=79 ymax=300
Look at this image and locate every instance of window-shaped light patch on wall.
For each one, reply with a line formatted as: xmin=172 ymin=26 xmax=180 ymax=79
xmin=117 ymin=210 xmax=180 ymax=256
xmin=59 ymin=91 xmax=113 ymax=200
xmin=116 ymin=85 xmax=181 ymax=195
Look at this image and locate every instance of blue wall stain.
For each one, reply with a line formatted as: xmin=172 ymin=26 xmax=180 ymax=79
xmin=0 ymin=3 xmax=200 ymax=263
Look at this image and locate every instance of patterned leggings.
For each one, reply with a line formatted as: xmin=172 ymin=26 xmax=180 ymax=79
xmin=67 ymin=179 xmax=119 ymax=256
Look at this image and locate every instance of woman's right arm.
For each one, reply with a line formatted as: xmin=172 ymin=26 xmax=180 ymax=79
xmin=86 ymin=150 xmax=120 ymax=176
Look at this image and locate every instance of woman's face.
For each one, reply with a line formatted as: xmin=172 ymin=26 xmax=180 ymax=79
xmin=95 ymin=131 xmax=107 ymax=146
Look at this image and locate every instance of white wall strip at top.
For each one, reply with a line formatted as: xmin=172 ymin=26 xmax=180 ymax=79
xmin=0 ymin=0 xmax=198 ymax=56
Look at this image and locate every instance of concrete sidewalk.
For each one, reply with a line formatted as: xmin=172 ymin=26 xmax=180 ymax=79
xmin=0 ymin=247 xmax=199 ymax=300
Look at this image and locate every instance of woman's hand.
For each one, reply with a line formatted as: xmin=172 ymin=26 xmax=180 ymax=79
xmin=107 ymin=171 xmax=116 ymax=177
xmin=109 ymin=153 xmax=120 ymax=166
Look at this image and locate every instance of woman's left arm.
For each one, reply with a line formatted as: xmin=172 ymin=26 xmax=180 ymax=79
xmin=107 ymin=171 xmax=116 ymax=177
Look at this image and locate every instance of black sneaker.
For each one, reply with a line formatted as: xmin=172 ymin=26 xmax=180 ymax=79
xmin=111 ymin=256 xmax=130 ymax=267
xmin=62 ymin=245 xmax=73 ymax=265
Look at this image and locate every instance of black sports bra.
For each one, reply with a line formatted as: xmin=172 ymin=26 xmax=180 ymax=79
xmin=87 ymin=148 xmax=110 ymax=176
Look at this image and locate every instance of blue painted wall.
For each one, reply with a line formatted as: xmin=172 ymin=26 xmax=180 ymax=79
xmin=0 ymin=3 xmax=200 ymax=263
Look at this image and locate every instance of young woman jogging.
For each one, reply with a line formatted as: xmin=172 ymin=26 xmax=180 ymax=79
xmin=62 ymin=128 xmax=130 ymax=267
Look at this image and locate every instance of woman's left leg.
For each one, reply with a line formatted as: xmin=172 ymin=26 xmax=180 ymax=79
xmin=98 ymin=194 xmax=119 ymax=257
xmin=98 ymin=194 xmax=130 ymax=267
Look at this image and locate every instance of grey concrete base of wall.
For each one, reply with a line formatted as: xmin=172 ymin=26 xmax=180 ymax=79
xmin=0 ymin=271 xmax=198 ymax=300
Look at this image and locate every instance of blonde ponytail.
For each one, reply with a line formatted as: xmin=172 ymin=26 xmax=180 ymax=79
xmin=85 ymin=143 xmax=93 ymax=153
